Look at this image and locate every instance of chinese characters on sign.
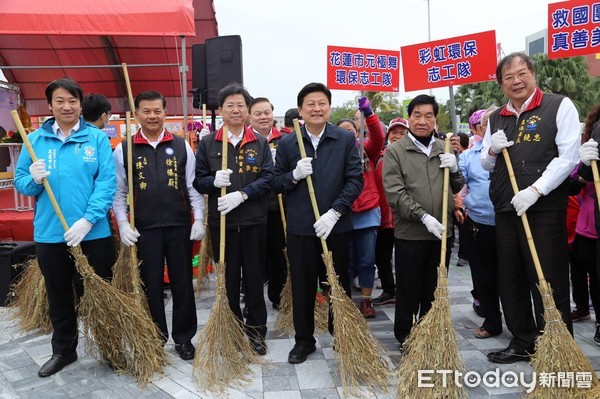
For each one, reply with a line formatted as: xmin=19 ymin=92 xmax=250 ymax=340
xmin=548 ymin=0 xmax=600 ymax=59
xmin=326 ymin=45 xmax=400 ymax=92
xmin=401 ymin=30 xmax=497 ymax=92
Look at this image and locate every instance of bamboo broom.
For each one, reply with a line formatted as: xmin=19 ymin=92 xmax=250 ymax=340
xmin=510 ymin=149 xmax=595 ymax=399
xmin=396 ymin=133 xmax=467 ymax=399
xmin=193 ymin=126 xmax=259 ymax=394
xmin=12 ymin=110 xmax=168 ymax=386
xmin=292 ymin=119 xmax=390 ymax=396
xmin=111 ymin=113 xmax=149 ymax=315
xmin=9 ymin=257 xmax=52 ymax=333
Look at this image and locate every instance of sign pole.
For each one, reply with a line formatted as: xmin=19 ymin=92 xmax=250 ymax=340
xmin=448 ymin=85 xmax=457 ymax=135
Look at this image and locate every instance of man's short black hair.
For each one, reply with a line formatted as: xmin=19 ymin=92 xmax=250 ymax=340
xmin=45 ymin=78 xmax=83 ymax=104
xmin=284 ymin=108 xmax=300 ymax=127
xmin=217 ymin=83 xmax=252 ymax=108
xmin=407 ymin=94 xmax=439 ymax=117
xmin=496 ymin=52 xmax=535 ymax=84
xmin=135 ymin=91 xmax=166 ymax=110
xmin=82 ymin=93 xmax=111 ymax=122
xmin=249 ymin=97 xmax=273 ymax=112
xmin=297 ymin=82 xmax=331 ymax=108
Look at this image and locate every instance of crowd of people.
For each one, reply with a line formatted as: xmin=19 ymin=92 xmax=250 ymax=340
xmin=13 ymin=51 xmax=600 ymax=379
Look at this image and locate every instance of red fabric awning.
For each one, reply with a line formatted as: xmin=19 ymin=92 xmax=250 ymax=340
xmin=0 ymin=0 xmax=218 ymax=116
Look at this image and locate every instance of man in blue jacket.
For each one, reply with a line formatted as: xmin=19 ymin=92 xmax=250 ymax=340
xmin=272 ymin=82 xmax=363 ymax=364
xmin=14 ymin=78 xmax=117 ymax=377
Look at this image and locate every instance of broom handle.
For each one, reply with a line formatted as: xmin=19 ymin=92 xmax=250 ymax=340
xmin=202 ymin=104 xmax=207 ymax=128
xmin=439 ymin=134 xmax=452 ymax=269
xmin=219 ymin=126 xmax=229 ymax=264
xmin=292 ymin=119 xmax=329 ymax=254
xmin=11 ymin=110 xmax=70 ymax=232
xmin=278 ymin=194 xmax=287 ymax=242
xmin=121 ymin=63 xmax=139 ymax=130
xmin=501 ymin=148 xmax=548 ymax=290
xmin=126 ymin=112 xmax=135 ymax=230
xmin=591 ymin=160 xmax=600 ymax=214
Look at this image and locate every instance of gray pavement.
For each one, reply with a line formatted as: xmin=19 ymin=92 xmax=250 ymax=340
xmin=1 ymin=244 xmax=599 ymax=398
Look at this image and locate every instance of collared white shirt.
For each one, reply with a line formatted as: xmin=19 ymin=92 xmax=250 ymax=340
xmin=52 ymin=120 xmax=80 ymax=142
xmin=305 ymin=125 xmax=325 ymax=150
xmin=112 ymin=128 xmax=204 ymax=223
xmin=407 ymin=131 xmax=435 ymax=156
xmin=480 ymin=90 xmax=581 ymax=195
xmin=228 ymin=128 xmax=244 ymax=147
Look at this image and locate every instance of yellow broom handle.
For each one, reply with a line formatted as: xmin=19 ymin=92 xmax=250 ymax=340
xmin=292 ymin=119 xmax=329 ymax=254
xmin=126 ymin=112 xmax=135 ymax=230
xmin=439 ymin=134 xmax=451 ymax=268
xmin=278 ymin=194 xmax=287 ymax=242
xmin=219 ymin=126 xmax=229 ymax=264
xmin=501 ymin=148 xmax=548 ymax=290
xmin=121 ymin=63 xmax=139 ymax=129
xmin=11 ymin=110 xmax=70 ymax=232
xmin=202 ymin=104 xmax=207 ymax=128
xmin=591 ymin=160 xmax=600 ymax=213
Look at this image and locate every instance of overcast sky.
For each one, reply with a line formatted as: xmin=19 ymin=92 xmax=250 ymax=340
xmin=213 ymin=0 xmax=552 ymax=115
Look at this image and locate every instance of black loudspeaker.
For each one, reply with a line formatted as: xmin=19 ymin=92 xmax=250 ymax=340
xmin=205 ymin=35 xmax=243 ymax=109
xmin=192 ymin=44 xmax=208 ymax=109
xmin=0 ymin=241 xmax=36 ymax=306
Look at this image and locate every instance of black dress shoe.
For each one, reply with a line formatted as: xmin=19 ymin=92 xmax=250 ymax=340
xmin=487 ymin=347 xmax=532 ymax=364
xmin=288 ymin=343 xmax=317 ymax=364
xmin=38 ymin=352 xmax=78 ymax=377
xmin=251 ymin=338 xmax=267 ymax=356
xmin=175 ymin=342 xmax=195 ymax=360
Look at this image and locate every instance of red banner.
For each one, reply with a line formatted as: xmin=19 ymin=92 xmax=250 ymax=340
xmin=326 ymin=45 xmax=400 ymax=92
xmin=548 ymin=0 xmax=600 ymax=59
xmin=400 ymin=30 xmax=497 ymax=92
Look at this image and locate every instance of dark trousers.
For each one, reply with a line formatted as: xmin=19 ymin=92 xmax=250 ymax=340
xmin=394 ymin=238 xmax=451 ymax=344
xmin=37 ymin=237 xmax=116 ymax=356
xmin=570 ymin=234 xmax=600 ymax=317
xmin=465 ymin=217 xmax=502 ymax=334
xmin=137 ymin=225 xmax=197 ymax=345
xmin=287 ymin=232 xmax=351 ymax=346
xmin=456 ymin=219 xmax=469 ymax=260
xmin=496 ymin=211 xmax=572 ymax=352
xmin=265 ymin=210 xmax=287 ymax=307
xmin=210 ymin=224 xmax=267 ymax=341
xmin=375 ymin=228 xmax=396 ymax=294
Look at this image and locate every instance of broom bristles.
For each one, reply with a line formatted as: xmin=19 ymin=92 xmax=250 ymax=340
xmin=195 ymin=228 xmax=212 ymax=291
xmin=71 ymin=247 xmax=168 ymax=386
xmin=111 ymin=244 xmax=150 ymax=314
xmin=396 ymin=263 xmax=467 ymax=399
xmin=323 ymin=252 xmax=391 ymax=397
xmin=274 ymin=249 xmax=293 ymax=335
xmin=314 ymin=289 xmax=329 ymax=333
xmin=8 ymin=258 xmax=52 ymax=333
xmin=527 ymin=283 xmax=598 ymax=399
xmin=193 ymin=261 xmax=260 ymax=394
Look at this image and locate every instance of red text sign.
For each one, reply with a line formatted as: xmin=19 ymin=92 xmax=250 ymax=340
xmin=548 ymin=0 xmax=600 ymax=59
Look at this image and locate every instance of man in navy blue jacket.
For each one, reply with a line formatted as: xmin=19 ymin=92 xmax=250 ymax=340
xmin=272 ymin=82 xmax=363 ymax=364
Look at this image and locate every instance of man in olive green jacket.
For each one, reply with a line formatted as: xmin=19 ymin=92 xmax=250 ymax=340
xmin=382 ymin=95 xmax=463 ymax=349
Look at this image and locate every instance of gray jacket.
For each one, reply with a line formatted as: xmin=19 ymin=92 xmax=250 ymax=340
xmin=383 ymin=134 xmax=464 ymax=241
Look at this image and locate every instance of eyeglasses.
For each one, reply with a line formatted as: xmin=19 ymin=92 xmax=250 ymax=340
xmin=502 ymin=69 xmax=531 ymax=83
xmin=223 ymin=103 xmax=247 ymax=111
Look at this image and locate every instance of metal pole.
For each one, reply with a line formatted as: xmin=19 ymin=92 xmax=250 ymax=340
xmin=449 ymin=85 xmax=457 ymax=135
xmin=0 ymin=63 xmax=180 ymax=70
xmin=181 ymin=35 xmax=188 ymax=141
xmin=427 ymin=0 xmax=433 ymax=97
xmin=359 ymin=91 xmax=365 ymax=162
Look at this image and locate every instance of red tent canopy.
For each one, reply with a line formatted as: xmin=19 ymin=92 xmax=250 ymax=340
xmin=0 ymin=0 xmax=218 ymax=116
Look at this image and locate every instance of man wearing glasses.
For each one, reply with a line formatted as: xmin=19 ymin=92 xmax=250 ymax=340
xmin=481 ymin=52 xmax=580 ymax=364
xmin=194 ymin=83 xmax=273 ymax=356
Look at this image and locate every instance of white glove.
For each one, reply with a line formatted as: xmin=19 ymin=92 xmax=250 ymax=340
xmin=190 ymin=219 xmax=206 ymax=241
xmin=293 ymin=157 xmax=313 ymax=181
xmin=313 ymin=209 xmax=340 ymax=240
xmin=199 ymin=127 xmax=211 ymax=139
xmin=118 ymin=220 xmax=140 ymax=247
xmin=217 ymin=191 xmax=245 ymax=214
xmin=579 ymin=139 xmax=599 ymax=166
xmin=29 ymin=159 xmax=50 ymax=184
xmin=214 ymin=169 xmax=232 ymax=188
xmin=422 ymin=214 xmax=445 ymax=239
xmin=64 ymin=218 xmax=93 ymax=247
xmin=439 ymin=153 xmax=458 ymax=173
xmin=490 ymin=129 xmax=514 ymax=154
xmin=270 ymin=147 xmax=277 ymax=162
xmin=511 ymin=186 xmax=541 ymax=216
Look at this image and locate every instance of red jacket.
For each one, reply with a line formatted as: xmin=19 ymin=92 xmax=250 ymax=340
xmin=375 ymin=147 xmax=394 ymax=229
xmin=352 ymin=113 xmax=385 ymax=214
